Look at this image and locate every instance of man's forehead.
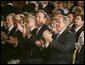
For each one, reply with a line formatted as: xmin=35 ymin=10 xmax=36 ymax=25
xmin=7 ymin=15 xmax=12 ymax=18
xmin=15 ymin=15 xmax=21 ymax=19
xmin=36 ymin=12 xmax=44 ymax=15
xmin=76 ymin=16 xmax=81 ymax=18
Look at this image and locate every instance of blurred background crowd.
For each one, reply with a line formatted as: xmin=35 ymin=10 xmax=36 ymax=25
xmin=1 ymin=1 xmax=84 ymax=64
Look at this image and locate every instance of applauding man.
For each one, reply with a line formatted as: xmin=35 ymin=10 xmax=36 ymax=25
xmin=42 ymin=15 xmax=76 ymax=64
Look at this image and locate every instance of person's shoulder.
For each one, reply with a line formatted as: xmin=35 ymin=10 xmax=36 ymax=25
xmin=42 ymin=24 xmax=52 ymax=31
xmin=65 ymin=29 xmax=75 ymax=36
xmin=67 ymin=30 xmax=76 ymax=39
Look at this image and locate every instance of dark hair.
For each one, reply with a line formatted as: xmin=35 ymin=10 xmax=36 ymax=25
xmin=76 ymin=14 xmax=84 ymax=21
xmin=68 ymin=12 xmax=75 ymax=16
xmin=57 ymin=9 xmax=64 ymax=15
xmin=36 ymin=10 xmax=49 ymax=19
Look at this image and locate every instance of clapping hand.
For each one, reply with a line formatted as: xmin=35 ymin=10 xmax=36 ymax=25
xmin=35 ymin=39 xmax=45 ymax=48
xmin=7 ymin=36 xmax=18 ymax=45
xmin=1 ymin=31 xmax=8 ymax=41
xmin=42 ymin=30 xmax=53 ymax=43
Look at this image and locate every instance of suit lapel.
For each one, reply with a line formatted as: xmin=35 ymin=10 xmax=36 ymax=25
xmin=56 ymin=29 xmax=68 ymax=43
xmin=36 ymin=25 xmax=45 ymax=37
xmin=7 ymin=26 xmax=16 ymax=36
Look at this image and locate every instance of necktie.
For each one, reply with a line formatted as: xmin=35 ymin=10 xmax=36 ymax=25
xmin=36 ymin=28 xmax=39 ymax=36
xmin=53 ymin=33 xmax=60 ymax=40
xmin=72 ymin=29 xmax=76 ymax=33
xmin=53 ymin=33 xmax=58 ymax=40
xmin=56 ymin=33 xmax=60 ymax=39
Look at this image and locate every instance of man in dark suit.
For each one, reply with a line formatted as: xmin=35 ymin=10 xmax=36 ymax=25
xmin=42 ymin=15 xmax=76 ymax=64
xmin=72 ymin=14 xmax=84 ymax=64
xmin=1 ymin=13 xmax=25 ymax=64
xmin=67 ymin=12 xmax=76 ymax=31
xmin=20 ymin=10 xmax=51 ymax=64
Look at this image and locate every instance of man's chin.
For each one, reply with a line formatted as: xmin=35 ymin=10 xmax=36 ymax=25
xmin=57 ymin=29 xmax=60 ymax=32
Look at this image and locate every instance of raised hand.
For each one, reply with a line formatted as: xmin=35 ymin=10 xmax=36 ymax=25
xmin=42 ymin=30 xmax=53 ymax=43
xmin=7 ymin=36 xmax=18 ymax=45
xmin=1 ymin=31 xmax=8 ymax=41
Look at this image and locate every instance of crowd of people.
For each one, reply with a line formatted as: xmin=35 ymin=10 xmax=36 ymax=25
xmin=1 ymin=1 xmax=84 ymax=64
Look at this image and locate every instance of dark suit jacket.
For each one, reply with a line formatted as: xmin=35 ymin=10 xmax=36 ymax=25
xmin=74 ymin=26 xmax=84 ymax=64
xmin=75 ymin=26 xmax=84 ymax=43
xmin=69 ymin=23 xmax=76 ymax=32
xmin=20 ymin=24 xmax=51 ymax=64
xmin=1 ymin=26 xmax=25 ymax=64
xmin=29 ymin=24 xmax=51 ymax=56
xmin=23 ymin=24 xmax=49 ymax=48
xmin=1 ymin=26 xmax=8 ymax=35
xmin=1 ymin=26 xmax=16 ymax=63
xmin=43 ymin=28 xmax=76 ymax=64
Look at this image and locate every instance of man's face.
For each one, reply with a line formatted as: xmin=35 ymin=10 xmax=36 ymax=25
xmin=75 ymin=16 xmax=82 ymax=26
xmin=6 ymin=16 xmax=13 ymax=28
xmin=15 ymin=14 xmax=24 ymax=27
xmin=26 ymin=17 xmax=35 ymax=29
xmin=68 ymin=14 xmax=74 ymax=23
xmin=55 ymin=17 xmax=65 ymax=32
xmin=51 ymin=20 xmax=57 ymax=28
xmin=36 ymin=12 xmax=46 ymax=27
xmin=15 ymin=14 xmax=22 ymax=23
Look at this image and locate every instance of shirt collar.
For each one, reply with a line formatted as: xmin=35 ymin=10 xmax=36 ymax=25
xmin=42 ymin=3 xmax=48 ymax=8
xmin=58 ymin=28 xmax=66 ymax=35
xmin=31 ymin=27 xmax=36 ymax=31
xmin=75 ymin=26 xmax=82 ymax=33
xmin=9 ymin=26 xmax=14 ymax=32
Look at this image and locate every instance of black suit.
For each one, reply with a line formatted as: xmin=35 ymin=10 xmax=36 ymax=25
xmin=28 ymin=24 xmax=51 ymax=44
xmin=1 ymin=26 xmax=25 ymax=64
xmin=20 ymin=24 xmax=51 ymax=64
xmin=75 ymin=26 xmax=84 ymax=43
xmin=74 ymin=26 xmax=84 ymax=64
xmin=43 ymin=28 xmax=76 ymax=64
xmin=36 ymin=24 xmax=51 ymax=40
xmin=69 ymin=23 xmax=76 ymax=32
xmin=1 ymin=26 xmax=16 ymax=64
xmin=1 ymin=25 xmax=8 ymax=35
